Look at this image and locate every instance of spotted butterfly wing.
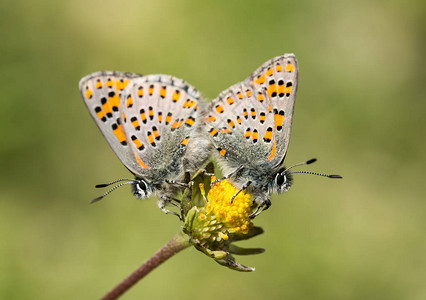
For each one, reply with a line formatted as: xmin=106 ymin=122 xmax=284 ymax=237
xmin=80 ymin=72 xmax=146 ymax=175
xmin=118 ymin=74 xmax=203 ymax=174
xmin=243 ymin=54 xmax=298 ymax=167
xmin=80 ymin=72 xmax=209 ymax=215
xmin=205 ymin=54 xmax=298 ymax=211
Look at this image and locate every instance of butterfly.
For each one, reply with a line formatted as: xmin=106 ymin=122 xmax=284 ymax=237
xmin=204 ymin=53 xmax=342 ymax=217
xmin=79 ymin=72 xmax=210 ymax=218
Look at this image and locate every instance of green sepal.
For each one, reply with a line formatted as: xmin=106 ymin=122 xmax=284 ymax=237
xmin=231 ymin=226 xmax=264 ymax=241
xmin=183 ymin=206 xmax=198 ymax=233
xmin=228 ymin=244 xmax=265 ymax=255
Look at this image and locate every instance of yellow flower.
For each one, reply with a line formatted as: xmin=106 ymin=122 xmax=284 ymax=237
xmin=190 ymin=176 xmax=254 ymax=247
xmin=182 ymin=166 xmax=265 ymax=272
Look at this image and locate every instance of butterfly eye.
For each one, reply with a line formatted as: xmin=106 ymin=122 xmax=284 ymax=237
xmin=133 ymin=179 xmax=150 ymax=198
xmin=275 ymin=173 xmax=286 ymax=186
xmin=137 ymin=180 xmax=148 ymax=192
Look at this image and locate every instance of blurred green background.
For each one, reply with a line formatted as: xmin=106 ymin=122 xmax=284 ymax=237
xmin=1 ymin=0 xmax=425 ymax=299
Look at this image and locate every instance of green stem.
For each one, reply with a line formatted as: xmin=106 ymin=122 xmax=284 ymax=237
xmin=101 ymin=232 xmax=191 ymax=300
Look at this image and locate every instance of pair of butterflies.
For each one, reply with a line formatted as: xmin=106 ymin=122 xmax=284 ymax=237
xmin=79 ymin=53 xmax=340 ymax=218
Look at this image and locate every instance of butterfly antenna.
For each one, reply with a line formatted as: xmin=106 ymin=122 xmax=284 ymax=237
xmin=285 ymin=158 xmax=342 ymax=179
xmin=289 ymin=171 xmax=342 ymax=179
xmin=284 ymin=158 xmax=317 ymax=172
xmin=95 ymin=178 xmax=137 ymax=188
xmin=90 ymin=181 xmax=135 ymax=204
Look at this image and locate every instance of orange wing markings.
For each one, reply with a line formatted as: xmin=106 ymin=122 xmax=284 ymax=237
xmin=245 ymin=128 xmax=252 ymax=139
xmin=133 ymin=152 xmax=150 ymax=169
xmin=106 ymin=78 xmax=114 ymax=88
xmin=112 ymin=123 xmax=127 ymax=145
xmin=86 ymin=89 xmax=93 ymax=99
xmin=217 ymin=147 xmax=227 ymax=157
xmin=95 ymin=80 xmax=103 ymax=89
xmin=254 ymin=75 xmax=266 ymax=85
xmin=94 ymin=106 xmax=106 ymax=122
xmin=263 ymin=127 xmax=273 ymax=143
xmin=109 ymin=93 xmax=120 ymax=111
xmin=209 ymin=128 xmax=218 ymax=137
xmin=274 ymin=109 xmax=285 ymax=131
xmin=172 ymin=90 xmax=181 ymax=102
xmin=160 ymin=86 xmax=167 ymax=98
xmin=285 ymin=63 xmax=295 ymax=72
xmin=126 ymin=96 xmax=134 ymax=108
xmin=267 ymin=140 xmax=277 ymax=161
xmin=181 ymin=136 xmax=189 ymax=146
xmin=116 ymin=79 xmax=129 ymax=90
xmin=267 ymin=81 xmax=278 ymax=98
xmin=285 ymin=82 xmax=293 ymax=96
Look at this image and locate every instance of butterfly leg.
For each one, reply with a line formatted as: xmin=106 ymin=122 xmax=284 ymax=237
xmin=249 ymin=199 xmax=271 ymax=218
xmin=159 ymin=196 xmax=183 ymax=220
xmin=165 ymin=179 xmax=189 ymax=188
xmin=168 ymin=198 xmax=184 ymax=216
xmin=230 ymin=181 xmax=252 ymax=203
xmin=194 ymin=168 xmax=215 ymax=177
xmin=211 ymin=165 xmax=244 ymax=185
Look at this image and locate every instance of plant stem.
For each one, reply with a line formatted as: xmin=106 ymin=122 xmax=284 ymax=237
xmin=101 ymin=232 xmax=191 ymax=300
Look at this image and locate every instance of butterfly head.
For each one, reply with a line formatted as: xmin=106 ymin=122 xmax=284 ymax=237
xmin=267 ymin=158 xmax=343 ymax=195
xmin=132 ymin=178 xmax=153 ymax=199
xmin=269 ymin=167 xmax=293 ymax=194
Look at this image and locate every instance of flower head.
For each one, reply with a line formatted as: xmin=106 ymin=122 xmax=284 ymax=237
xmin=193 ymin=177 xmax=253 ymax=244
xmin=182 ymin=169 xmax=264 ymax=272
